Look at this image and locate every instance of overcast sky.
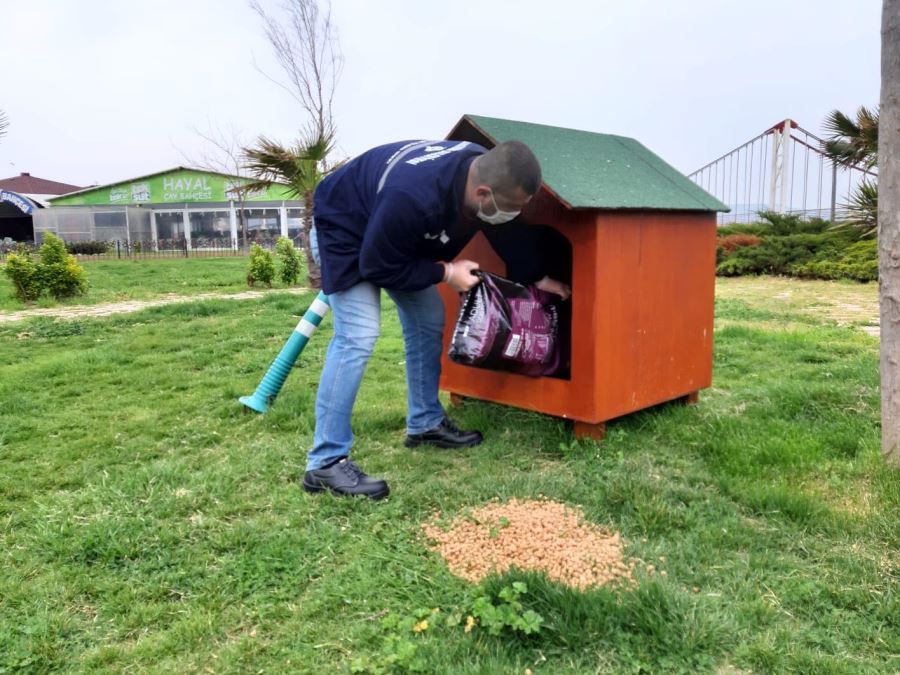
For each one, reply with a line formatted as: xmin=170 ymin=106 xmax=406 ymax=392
xmin=0 ymin=0 xmax=881 ymax=188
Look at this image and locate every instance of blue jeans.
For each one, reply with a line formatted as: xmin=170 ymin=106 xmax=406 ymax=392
xmin=306 ymin=225 xmax=446 ymax=470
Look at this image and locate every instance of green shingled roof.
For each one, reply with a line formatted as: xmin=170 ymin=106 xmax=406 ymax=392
xmin=455 ymin=115 xmax=728 ymax=212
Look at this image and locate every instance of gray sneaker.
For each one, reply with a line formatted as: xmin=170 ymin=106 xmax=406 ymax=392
xmin=302 ymin=458 xmax=390 ymax=500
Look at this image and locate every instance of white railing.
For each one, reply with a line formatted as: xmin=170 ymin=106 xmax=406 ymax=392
xmin=688 ymin=119 xmax=876 ymax=224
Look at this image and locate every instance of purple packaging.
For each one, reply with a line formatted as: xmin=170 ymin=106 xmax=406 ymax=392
xmin=448 ymin=272 xmax=560 ymax=377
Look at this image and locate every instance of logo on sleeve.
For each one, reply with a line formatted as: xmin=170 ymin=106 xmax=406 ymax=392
xmin=406 ymin=141 xmax=471 ymax=166
xmin=424 ymin=230 xmax=450 ymax=245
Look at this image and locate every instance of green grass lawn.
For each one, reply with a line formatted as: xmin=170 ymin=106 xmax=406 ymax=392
xmin=0 ymin=256 xmax=302 ymax=311
xmin=0 ymin=272 xmax=897 ymax=673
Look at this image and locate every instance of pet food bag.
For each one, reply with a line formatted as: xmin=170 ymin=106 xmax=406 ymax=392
xmin=448 ymin=272 xmax=560 ymax=377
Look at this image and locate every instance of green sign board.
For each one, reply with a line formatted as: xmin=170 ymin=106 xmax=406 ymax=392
xmin=49 ymin=168 xmax=295 ymax=206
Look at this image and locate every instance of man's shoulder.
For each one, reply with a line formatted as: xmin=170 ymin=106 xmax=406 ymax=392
xmin=374 ymin=186 xmax=429 ymax=214
xmin=400 ymin=140 xmax=486 ymax=167
xmin=383 ymin=141 xmax=483 ymax=193
xmin=360 ymin=140 xmax=431 ymax=162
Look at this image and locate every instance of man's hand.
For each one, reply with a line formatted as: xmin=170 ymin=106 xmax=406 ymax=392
xmin=535 ymin=276 xmax=572 ymax=301
xmin=443 ymin=259 xmax=481 ymax=292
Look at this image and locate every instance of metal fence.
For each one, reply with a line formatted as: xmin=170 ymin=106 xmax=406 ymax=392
xmin=688 ymin=118 xmax=876 ymax=225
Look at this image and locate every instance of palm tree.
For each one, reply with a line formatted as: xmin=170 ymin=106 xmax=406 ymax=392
xmin=0 ymin=110 xmax=8 ymax=143
xmin=824 ymin=107 xmax=879 ymax=232
xmin=824 ymin=106 xmax=879 ymax=169
xmin=244 ymin=130 xmax=335 ymax=289
xmin=844 ymin=179 xmax=879 ymax=235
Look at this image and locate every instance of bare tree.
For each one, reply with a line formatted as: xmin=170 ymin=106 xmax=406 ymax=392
xmin=185 ymin=122 xmax=254 ymax=250
xmin=0 ymin=110 xmax=8 ymax=143
xmin=880 ymin=0 xmax=900 ymax=466
xmin=248 ymin=0 xmax=343 ymax=287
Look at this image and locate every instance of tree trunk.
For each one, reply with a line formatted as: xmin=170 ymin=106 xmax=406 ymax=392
xmin=880 ymin=0 xmax=900 ymax=466
xmin=238 ymin=205 xmax=247 ymax=251
xmin=302 ymin=190 xmax=322 ymax=289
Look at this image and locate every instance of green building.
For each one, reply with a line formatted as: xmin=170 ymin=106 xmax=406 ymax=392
xmin=38 ymin=167 xmax=304 ymax=249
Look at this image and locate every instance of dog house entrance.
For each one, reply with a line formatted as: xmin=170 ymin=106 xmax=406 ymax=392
xmin=466 ymin=222 xmax=573 ymax=380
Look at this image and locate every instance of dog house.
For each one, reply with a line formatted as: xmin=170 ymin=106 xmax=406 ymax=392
xmin=438 ymin=115 xmax=728 ymax=439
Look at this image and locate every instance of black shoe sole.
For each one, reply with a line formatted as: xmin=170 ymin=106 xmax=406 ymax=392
xmin=302 ymin=478 xmax=390 ymax=500
xmin=403 ymin=435 xmax=483 ymax=449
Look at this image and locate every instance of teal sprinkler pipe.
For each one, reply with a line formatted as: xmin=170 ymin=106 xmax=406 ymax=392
xmin=239 ymin=291 xmax=331 ymax=413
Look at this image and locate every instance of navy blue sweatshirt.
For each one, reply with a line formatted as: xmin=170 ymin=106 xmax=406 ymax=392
xmin=313 ymin=139 xmax=546 ymax=294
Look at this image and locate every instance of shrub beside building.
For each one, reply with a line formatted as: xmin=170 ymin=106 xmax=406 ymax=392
xmin=2 ymin=233 xmax=88 ymax=302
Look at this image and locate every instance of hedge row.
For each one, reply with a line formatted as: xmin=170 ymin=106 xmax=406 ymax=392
xmin=716 ymin=213 xmax=877 ymax=282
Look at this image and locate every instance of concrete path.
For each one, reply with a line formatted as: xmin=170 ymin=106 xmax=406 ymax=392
xmin=0 ymin=287 xmax=311 ymax=324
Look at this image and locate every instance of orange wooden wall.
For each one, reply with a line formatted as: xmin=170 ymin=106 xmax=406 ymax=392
xmin=438 ymin=207 xmax=717 ymax=426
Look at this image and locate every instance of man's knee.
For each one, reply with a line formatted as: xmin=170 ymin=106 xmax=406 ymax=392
xmin=420 ymin=306 xmax=444 ymax=337
xmin=416 ymin=291 xmax=446 ymax=335
xmin=330 ymin=283 xmax=381 ymax=355
xmin=401 ymin=302 xmax=443 ymax=342
xmin=333 ymin=324 xmax=379 ymax=357
xmin=355 ymin=330 xmax=379 ymax=355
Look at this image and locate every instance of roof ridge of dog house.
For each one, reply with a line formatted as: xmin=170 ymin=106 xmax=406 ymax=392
xmin=448 ymin=114 xmax=729 ymax=213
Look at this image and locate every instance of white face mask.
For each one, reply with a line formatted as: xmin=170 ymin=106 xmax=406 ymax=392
xmin=477 ymin=190 xmax=520 ymax=225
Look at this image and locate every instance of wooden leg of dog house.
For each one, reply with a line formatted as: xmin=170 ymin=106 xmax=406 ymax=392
xmin=449 ymin=393 xmax=466 ymax=407
xmin=573 ymin=421 xmax=606 ymax=441
xmin=680 ymin=391 xmax=700 ymax=406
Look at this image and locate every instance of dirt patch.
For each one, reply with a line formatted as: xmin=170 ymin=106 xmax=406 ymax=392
xmin=422 ymin=498 xmax=634 ymax=591
xmin=800 ymin=476 xmax=875 ymax=518
xmin=0 ymin=287 xmax=310 ymax=324
xmin=716 ymin=276 xmax=879 ymax=335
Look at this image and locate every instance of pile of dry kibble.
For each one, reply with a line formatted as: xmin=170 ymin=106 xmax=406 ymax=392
xmin=421 ymin=498 xmax=635 ymax=591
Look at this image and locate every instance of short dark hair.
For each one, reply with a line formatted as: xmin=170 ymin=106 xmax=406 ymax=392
xmin=474 ymin=140 xmax=542 ymax=196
